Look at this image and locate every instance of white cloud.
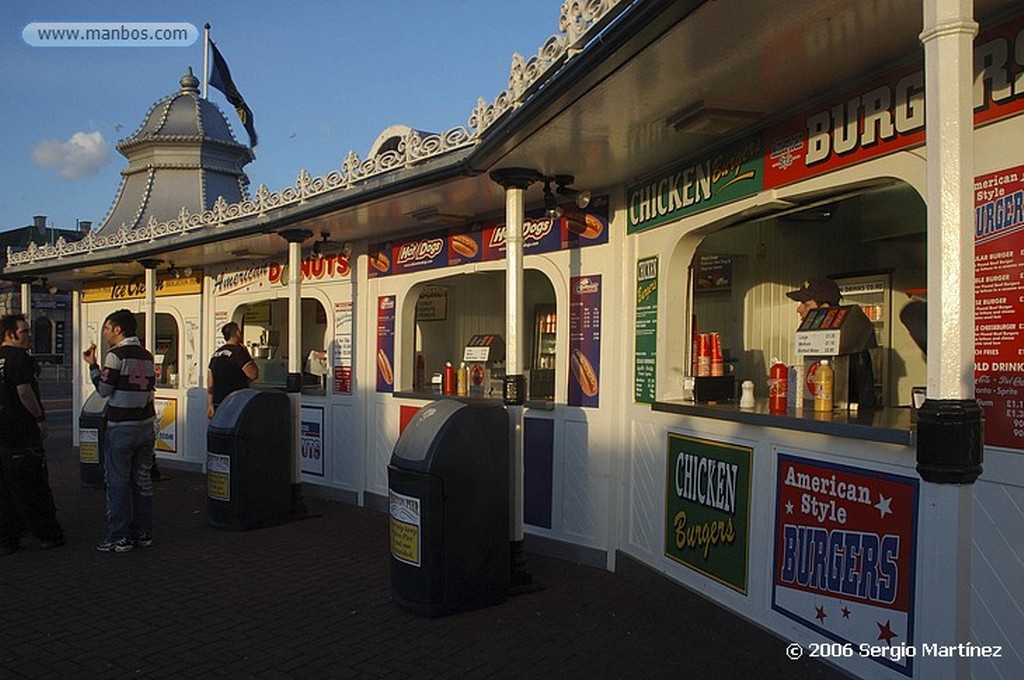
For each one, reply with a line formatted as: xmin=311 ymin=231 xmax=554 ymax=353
xmin=32 ymin=131 xmax=111 ymax=179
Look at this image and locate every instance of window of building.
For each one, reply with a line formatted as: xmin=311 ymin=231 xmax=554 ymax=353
xmin=403 ymin=269 xmax=556 ymax=400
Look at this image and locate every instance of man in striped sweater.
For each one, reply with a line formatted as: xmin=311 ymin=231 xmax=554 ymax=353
xmin=83 ymin=309 xmax=156 ymax=553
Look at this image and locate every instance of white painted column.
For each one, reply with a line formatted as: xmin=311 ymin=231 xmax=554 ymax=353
xmin=505 ymin=184 xmax=526 ymax=544
xmin=20 ymin=281 xmax=31 ymax=317
xmin=288 ymin=237 xmax=303 ymax=488
xmin=924 ymin=0 xmax=976 ymax=402
xmin=144 ymin=266 xmax=156 ymax=353
xmin=490 ymin=167 xmax=541 ymax=586
xmin=279 ymin=228 xmax=311 ymax=517
xmin=916 ymin=3 xmax=978 ymax=679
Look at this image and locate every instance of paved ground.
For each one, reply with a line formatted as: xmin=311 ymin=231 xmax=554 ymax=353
xmin=0 ymin=403 xmax=837 ymax=679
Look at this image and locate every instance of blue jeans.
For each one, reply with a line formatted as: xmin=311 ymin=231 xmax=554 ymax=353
xmin=103 ymin=419 xmax=156 ymax=541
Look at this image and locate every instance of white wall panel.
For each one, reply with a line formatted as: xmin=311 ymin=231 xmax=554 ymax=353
xmin=627 ymin=419 xmax=660 ymax=556
xmin=562 ymin=419 xmax=602 ymax=542
xmin=971 ymin=451 xmax=1024 ymax=679
xmin=330 ymin=401 xmax=363 ymax=492
xmin=370 ymin=400 xmax=397 ymax=496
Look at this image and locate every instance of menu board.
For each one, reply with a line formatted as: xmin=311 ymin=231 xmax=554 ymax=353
xmin=974 ymin=165 xmax=1024 ymax=451
xmin=333 ymin=301 xmax=353 ymax=394
xmin=635 ymin=257 xmax=658 ymax=403
xmin=568 ymin=275 xmax=601 ymax=408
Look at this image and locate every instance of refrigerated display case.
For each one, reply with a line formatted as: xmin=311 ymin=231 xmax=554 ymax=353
xmin=531 ymin=304 xmax=556 ymax=400
xmin=835 ymin=272 xmax=891 ymax=406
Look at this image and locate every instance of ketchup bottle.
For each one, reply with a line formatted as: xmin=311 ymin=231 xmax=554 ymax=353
xmin=769 ymin=361 xmax=788 ymax=412
xmin=443 ymin=361 xmax=455 ymax=396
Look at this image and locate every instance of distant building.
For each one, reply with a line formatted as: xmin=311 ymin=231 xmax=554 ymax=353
xmin=0 ymin=215 xmax=87 ymax=370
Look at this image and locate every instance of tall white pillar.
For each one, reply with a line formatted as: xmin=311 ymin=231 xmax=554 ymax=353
xmin=916 ymin=3 xmax=980 ymax=679
xmin=490 ymin=167 xmax=541 ymax=586
xmin=279 ymin=228 xmax=312 ymax=517
xmin=20 ymin=281 xmax=31 ymax=317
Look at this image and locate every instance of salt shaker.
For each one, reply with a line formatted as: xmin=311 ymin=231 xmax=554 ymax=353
xmin=739 ymin=380 xmax=756 ymax=408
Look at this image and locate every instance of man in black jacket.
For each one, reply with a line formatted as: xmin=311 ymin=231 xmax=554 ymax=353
xmin=0 ymin=314 xmax=65 ymax=555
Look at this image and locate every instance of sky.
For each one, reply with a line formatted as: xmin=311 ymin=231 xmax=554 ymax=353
xmin=0 ymin=1 xmax=563 ymax=232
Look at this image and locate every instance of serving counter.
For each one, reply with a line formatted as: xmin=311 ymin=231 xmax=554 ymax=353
xmin=651 ymin=399 xmax=914 ymax=446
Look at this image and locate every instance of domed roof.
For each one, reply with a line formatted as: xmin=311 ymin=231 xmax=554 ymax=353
xmin=119 ymin=68 xmax=248 ymax=152
xmin=95 ymin=69 xmax=254 ymax=236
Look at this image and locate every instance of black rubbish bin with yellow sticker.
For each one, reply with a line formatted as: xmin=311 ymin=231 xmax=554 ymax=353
xmin=206 ymin=388 xmax=291 ymax=530
xmin=388 ymin=398 xmax=509 ymax=617
xmin=78 ymin=392 xmax=109 ymax=489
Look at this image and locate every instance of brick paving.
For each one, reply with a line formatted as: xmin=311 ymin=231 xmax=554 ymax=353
xmin=0 ymin=407 xmax=837 ymax=679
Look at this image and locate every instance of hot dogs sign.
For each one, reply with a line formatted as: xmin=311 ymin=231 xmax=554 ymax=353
xmin=568 ymin=275 xmax=602 ymax=407
xmin=368 ymin=195 xmax=609 ymax=278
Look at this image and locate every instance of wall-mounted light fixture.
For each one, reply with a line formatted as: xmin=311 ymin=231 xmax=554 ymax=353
xmin=311 ymin=230 xmax=351 ymax=259
xmin=164 ymin=262 xmax=194 ymax=279
xmin=542 ymin=178 xmax=563 ymax=219
xmin=553 ymin=174 xmax=591 ymax=210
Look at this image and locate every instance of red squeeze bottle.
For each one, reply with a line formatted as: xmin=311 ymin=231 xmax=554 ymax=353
xmin=769 ymin=361 xmax=788 ymax=412
xmin=443 ymin=362 xmax=456 ymax=395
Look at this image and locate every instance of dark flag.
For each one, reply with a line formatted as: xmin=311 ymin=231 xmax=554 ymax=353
xmin=208 ymin=39 xmax=257 ymax=148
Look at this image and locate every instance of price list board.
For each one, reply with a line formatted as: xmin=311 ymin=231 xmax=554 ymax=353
xmin=634 ymin=257 xmax=658 ymax=404
xmin=568 ymin=275 xmax=602 ymax=408
xmin=974 ymin=165 xmax=1024 ymax=450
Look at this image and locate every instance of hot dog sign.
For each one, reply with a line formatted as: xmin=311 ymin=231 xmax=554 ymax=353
xmin=568 ymin=275 xmax=602 ymax=407
xmin=368 ymin=195 xmax=609 ymax=278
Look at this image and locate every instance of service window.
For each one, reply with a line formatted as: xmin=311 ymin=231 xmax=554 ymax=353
xmin=403 ymin=269 xmax=556 ymax=400
xmin=150 ymin=314 xmax=180 ymax=388
xmin=234 ymin=297 xmax=329 ymax=393
xmin=683 ymin=183 xmax=925 ymax=407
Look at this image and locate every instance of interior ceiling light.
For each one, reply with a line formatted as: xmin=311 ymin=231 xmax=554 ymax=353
xmin=667 ymin=101 xmax=762 ymax=136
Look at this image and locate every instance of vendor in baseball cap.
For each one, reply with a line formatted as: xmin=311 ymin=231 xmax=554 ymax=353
xmin=785 ymin=277 xmax=840 ymax=310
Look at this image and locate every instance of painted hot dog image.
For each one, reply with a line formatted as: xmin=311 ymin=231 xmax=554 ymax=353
xmin=565 ymin=211 xmax=605 ymax=240
xmin=570 ymin=348 xmax=599 ymax=397
xmin=369 ymin=250 xmax=391 ymax=273
xmin=450 ymin=233 xmax=478 ymax=259
xmin=581 ymin=213 xmax=604 ymax=239
xmin=377 ymin=348 xmax=394 ymax=385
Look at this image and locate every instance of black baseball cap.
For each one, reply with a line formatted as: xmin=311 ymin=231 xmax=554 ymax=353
xmin=785 ymin=277 xmax=840 ymax=305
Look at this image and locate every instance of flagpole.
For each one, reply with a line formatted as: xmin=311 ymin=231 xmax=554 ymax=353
xmin=203 ymin=23 xmax=210 ymax=99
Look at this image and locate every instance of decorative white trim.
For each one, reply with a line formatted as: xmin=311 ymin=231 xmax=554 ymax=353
xmin=7 ymin=0 xmax=626 ymax=269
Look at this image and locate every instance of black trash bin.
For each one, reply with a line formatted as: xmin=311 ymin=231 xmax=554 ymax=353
xmin=78 ymin=392 xmax=109 ymax=489
xmin=206 ymin=388 xmax=292 ymax=530
xmin=388 ymin=399 xmax=509 ymax=617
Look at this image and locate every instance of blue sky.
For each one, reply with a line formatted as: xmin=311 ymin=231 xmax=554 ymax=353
xmin=0 ymin=1 xmax=562 ymax=232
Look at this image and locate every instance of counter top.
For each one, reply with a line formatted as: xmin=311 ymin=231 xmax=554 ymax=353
xmin=393 ymin=391 xmax=555 ymax=411
xmin=651 ymin=399 xmax=914 ymax=446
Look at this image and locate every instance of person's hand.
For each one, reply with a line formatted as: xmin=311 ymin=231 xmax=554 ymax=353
xmin=83 ymin=343 xmax=97 ymax=364
xmin=207 ymin=404 xmax=215 ymax=420
xmin=38 ymin=421 xmax=48 ymax=441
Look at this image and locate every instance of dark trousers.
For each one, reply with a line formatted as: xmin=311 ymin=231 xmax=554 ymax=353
xmin=0 ymin=445 xmax=63 ymax=548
